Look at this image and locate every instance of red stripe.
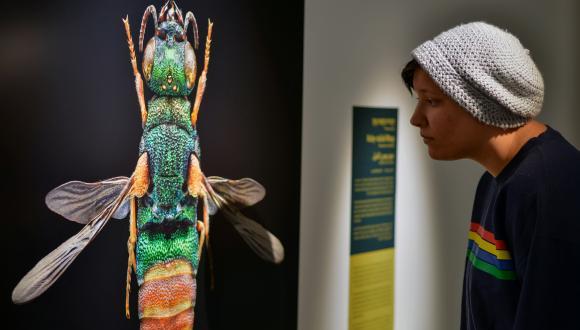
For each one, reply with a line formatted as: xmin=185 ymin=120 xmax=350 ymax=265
xmin=470 ymin=222 xmax=507 ymax=250
xmin=140 ymin=308 xmax=194 ymax=330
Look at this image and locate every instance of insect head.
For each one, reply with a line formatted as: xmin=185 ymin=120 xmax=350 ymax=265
xmin=139 ymin=0 xmax=199 ymax=96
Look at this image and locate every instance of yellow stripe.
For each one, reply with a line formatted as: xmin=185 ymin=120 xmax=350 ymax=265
xmin=141 ymin=301 xmax=192 ymax=318
xmin=468 ymin=231 xmax=511 ymax=260
xmin=143 ymin=260 xmax=193 ymax=282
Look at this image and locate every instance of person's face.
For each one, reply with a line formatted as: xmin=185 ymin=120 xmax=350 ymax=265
xmin=410 ymin=68 xmax=487 ymax=160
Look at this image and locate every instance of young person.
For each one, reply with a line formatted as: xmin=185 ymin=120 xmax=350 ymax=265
xmin=402 ymin=22 xmax=580 ymax=329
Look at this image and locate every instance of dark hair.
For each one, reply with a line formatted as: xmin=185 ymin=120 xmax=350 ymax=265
xmin=401 ymin=59 xmax=419 ymax=94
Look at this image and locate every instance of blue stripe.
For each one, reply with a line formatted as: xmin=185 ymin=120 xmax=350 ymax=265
xmin=467 ymin=240 xmax=515 ymax=271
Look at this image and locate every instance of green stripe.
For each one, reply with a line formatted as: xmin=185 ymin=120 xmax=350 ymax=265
xmin=136 ymin=225 xmax=199 ymax=283
xmin=467 ymin=250 xmax=516 ymax=280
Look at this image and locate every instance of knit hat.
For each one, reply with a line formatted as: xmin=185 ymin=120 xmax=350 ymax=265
xmin=412 ymin=21 xmax=544 ymax=129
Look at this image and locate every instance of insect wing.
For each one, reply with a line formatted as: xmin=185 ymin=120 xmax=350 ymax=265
xmin=207 ymin=176 xmax=266 ymax=208
xmin=12 ymin=178 xmax=133 ymax=304
xmin=202 ymin=175 xmax=223 ymax=215
xmin=220 ymin=205 xmax=285 ymax=264
xmin=205 ymin=194 xmax=219 ymax=216
xmin=112 ymin=199 xmax=130 ymax=220
xmin=202 ymin=175 xmax=284 ymax=263
xmin=45 ymin=176 xmax=130 ymax=223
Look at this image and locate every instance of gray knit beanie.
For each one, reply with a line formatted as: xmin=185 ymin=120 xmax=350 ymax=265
xmin=412 ymin=21 xmax=544 ymax=129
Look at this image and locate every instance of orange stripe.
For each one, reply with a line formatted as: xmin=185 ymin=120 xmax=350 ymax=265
xmin=140 ymin=308 xmax=194 ymax=330
xmin=138 ymin=259 xmax=196 ymax=329
xmin=139 ymin=274 xmax=196 ymax=318
xmin=470 ymin=222 xmax=507 ymax=250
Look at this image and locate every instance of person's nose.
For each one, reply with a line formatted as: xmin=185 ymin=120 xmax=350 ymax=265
xmin=410 ymin=106 xmax=426 ymax=128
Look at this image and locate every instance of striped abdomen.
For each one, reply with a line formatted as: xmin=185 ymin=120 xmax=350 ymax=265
xmin=138 ymin=259 xmax=197 ymax=329
xmin=136 ymin=198 xmax=200 ymax=330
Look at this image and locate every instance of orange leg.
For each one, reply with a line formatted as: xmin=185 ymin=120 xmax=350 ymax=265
xmin=191 ymin=20 xmax=213 ymax=126
xmin=125 ymin=153 xmax=149 ymax=318
xmin=202 ymin=193 xmax=210 ymax=241
xmin=123 ymin=16 xmax=148 ymax=126
xmin=187 ymin=154 xmax=203 ymax=198
xmin=197 ymin=221 xmax=206 ymax=261
xmin=130 ymin=153 xmax=150 ymax=198
xmin=188 ymin=155 xmax=210 ymax=241
xmin=125 ymin=197 xmax=137 ymax=319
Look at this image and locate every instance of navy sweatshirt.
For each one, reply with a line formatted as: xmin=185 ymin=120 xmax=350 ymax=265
xmin=461 ymin=127 xmax=580 ymax=330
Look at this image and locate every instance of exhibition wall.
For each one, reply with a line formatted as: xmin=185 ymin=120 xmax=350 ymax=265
xmin=300 ymin=1 xmax=580 ymax=329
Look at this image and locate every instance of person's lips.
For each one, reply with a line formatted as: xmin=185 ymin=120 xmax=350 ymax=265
xmin=420 ymin=134 xmax=434 ymax=144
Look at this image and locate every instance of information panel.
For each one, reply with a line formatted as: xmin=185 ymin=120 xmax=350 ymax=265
xmin=349 ymin=106 xmax=397 ymax=330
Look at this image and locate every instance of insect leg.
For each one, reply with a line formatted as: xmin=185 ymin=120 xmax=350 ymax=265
xmin=187 ymin=154 xmax=210 ymax=239
xmin=202 ymin=192 xmax=210 ymax=242
xmin=196 ymin=221 xmax=206 ymax=261
xmin=191 ymin=20 xmax=213 ymax=126
xmin=125 ymin=152 xmax=149 ymax=318
xmin=187 ymin=154 xmax=210 ymax=242
xmin=130 ymin=152 xmax=150 ymax=197
xmin=122 ymin=16 xmax=148 ymax=126
xmin=187 ymin=154 xmax=203 ymax=197
xmin=125 ymin=197 xmax=137 ymax=319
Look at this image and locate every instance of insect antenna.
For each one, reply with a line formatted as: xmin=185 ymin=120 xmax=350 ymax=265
xmin=139 ymin=5 xmax=158 ymax=52
xmin=184 ymin=11 xmax=200 ymax=49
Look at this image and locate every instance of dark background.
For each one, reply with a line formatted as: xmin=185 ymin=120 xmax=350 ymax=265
xmin=0 ymin=0 xmax=302 ymax=329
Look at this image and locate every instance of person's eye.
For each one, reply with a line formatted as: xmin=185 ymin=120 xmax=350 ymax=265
xmin=416 ymin=97 xmax=439 ymax=107
xmin=426 ymin=98 xmax=439 ymax=106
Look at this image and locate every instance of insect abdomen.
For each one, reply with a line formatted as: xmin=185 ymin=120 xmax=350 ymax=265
xmin=136 ymin=201 xmax=200 ymax=329
xmin=138 ymin=259 xmax=196 ymax=330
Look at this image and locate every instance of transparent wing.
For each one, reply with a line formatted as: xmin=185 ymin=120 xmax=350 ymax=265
xmin=12 ymin=177 xmax=133 ymax=304
xmin=206 ymin=176 xmax=265 ymax=215
xmin=220 ymin=205 xmax=284 ymax=264
xmin=112 ymin=199 xmax=130 ymax=220
xmin=203 ymin=175 xmax=284 ymax=264
xmin=45 ymin=176 xmax=130 ymax=223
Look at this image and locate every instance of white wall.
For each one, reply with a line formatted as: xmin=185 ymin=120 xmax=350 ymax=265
xmin=299 ymin=1 xmax=579 ymax=330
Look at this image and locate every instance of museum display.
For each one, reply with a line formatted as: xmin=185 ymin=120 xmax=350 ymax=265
xmin=11 ymin=1 xmax=284 ymax=329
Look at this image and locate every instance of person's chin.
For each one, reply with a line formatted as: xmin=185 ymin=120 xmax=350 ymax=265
xmin=428 ymin=147 xmax=459 ymax=161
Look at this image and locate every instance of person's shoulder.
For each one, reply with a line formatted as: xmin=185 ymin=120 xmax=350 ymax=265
xmin=510 ymin=127 xmax=580 ymax=186
xmin=537 ymin=126 xmax=580 ymax=154
xmin=536 ymin=128 xmax=580 ymax=178
xmin=516 ymin=127 xmax=580 ymax=199
xmin=531 ymin=128 xmax=580 ymax=240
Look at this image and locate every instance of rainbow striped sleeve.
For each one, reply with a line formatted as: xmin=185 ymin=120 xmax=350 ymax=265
xmin=467 ymin=222 xmax=516 ymax=280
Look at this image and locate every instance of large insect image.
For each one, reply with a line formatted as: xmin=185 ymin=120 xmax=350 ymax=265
xmin=11 ymin=1 xmax=284 ymax=329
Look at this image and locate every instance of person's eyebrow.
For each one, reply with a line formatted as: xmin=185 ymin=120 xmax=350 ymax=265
xmin=416 ymin=88 xmax=433 ymax=93
xmin=416 ymin=88 xmax=442 ymax=95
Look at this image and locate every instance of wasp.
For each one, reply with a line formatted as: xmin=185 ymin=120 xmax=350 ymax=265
xmin=11 ymin=1 xmax=284 ymax=329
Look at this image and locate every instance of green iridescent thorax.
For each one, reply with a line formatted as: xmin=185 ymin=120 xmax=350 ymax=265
xmin=144 ymin=96 xmax=194 ymax=134
xmin=147 ymin=22 xmax=193 ymax=96
xmin=140 ymin=97 xmax=199 ymax=209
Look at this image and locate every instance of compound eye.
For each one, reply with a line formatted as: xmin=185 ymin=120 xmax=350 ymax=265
xmin=156 ymin=29 xmax=167 ymax=40
xmin=184 ymin=41 xmax=197 ymax=89
xmin=142 ymin=38 xmax=155 ymax=81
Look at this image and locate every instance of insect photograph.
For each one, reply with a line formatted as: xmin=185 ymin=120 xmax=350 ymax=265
xmin=1 ymin=1 xmax=302 ymax=329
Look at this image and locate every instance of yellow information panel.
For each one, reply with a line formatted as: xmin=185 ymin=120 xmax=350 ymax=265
xmin=350 ymin=107 xmax=397 ymax=330
xmin=349 ymin=248 xmax=394 ymax=330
